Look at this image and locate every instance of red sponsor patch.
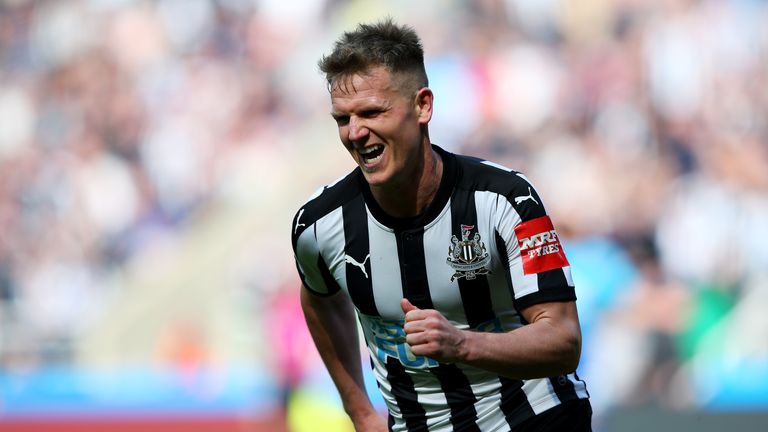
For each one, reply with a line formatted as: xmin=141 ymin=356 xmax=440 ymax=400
xmin=514 ymin=216 xmax=570 ymax=275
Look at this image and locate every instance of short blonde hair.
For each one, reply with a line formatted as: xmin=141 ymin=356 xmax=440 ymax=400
xmin=318 ymin=18 xmax=428 ymax=96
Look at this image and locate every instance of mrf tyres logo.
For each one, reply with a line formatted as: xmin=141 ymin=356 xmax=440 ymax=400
xmin=514 ymin=216 xmax=570 ymax=275
xmin=447 ymin=224 xmax=492 ymax=282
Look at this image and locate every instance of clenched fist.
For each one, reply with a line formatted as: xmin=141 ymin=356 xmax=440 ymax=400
xmin=401 ymin=298 xmax=470 ymax=364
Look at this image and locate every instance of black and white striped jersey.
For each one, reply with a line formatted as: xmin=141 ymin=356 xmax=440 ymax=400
xmin=291 ymin=145 xmax=589 ymax=432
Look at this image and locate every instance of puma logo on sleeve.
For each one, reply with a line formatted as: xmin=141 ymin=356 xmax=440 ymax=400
xmin=514 ymin=187 xmax=539 ymax=206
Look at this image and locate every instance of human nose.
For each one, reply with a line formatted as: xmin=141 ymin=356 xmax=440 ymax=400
xmin=347 ymin=116 xmax=369 ymax=143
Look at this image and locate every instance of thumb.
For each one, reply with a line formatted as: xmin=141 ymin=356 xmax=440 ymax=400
xmin=401 ymin=298 xmax=419 ymax=315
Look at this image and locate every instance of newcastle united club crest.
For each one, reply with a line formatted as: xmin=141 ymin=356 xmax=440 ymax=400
xmin=447 ymin=225 xmax=492 ymax=281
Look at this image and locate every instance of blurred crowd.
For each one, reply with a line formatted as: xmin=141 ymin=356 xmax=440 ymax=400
xmin=1 ymin=0 xmax=767 ymax=423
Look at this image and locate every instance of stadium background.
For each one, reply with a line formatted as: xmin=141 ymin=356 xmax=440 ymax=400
xmin=1 ymin=0 xmax=767 ymax=430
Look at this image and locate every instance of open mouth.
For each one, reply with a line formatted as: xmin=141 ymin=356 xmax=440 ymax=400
xmin=358 ymin=144 xmax=385 ymax=165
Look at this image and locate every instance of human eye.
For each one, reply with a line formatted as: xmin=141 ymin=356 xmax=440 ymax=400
xmin=360 ymin=109 xmax=382 ymax=118
xmin=332 ymin=114 xmax=349 ymax=126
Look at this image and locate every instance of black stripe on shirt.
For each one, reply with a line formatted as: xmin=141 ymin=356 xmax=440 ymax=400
xmin=495 ymin=230 xmax=525 ymax=319
xmin=431 ymin=364 xmax=481 ymax=432
xmin=305 ymin=254 xmax=340 ymax=297
xmin=513 ymin=282 xmax=576 ymax=312
xmin=343 ymin=194 xmax=378 ymax=316
xmin=549 ymin=374 xmax=579 ymax=406
xmin=450 ymin=188 xmax=496 ymax=328
xmin=499 ymin=377 xmax=536 ymax=430
xmin=495 ymin=229 xmax=576 ymax=314
xmin=291 ymin=170 xmax=361 ymax=251
xmin=386 ymin=356 xmax=428 ymax=432
xmin=396 ymin=229 xmax=434 ymax=309
xmin=537 ymin=267 xmax=572 ymax=293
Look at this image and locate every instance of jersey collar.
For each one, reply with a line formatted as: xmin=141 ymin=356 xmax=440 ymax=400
xmin=358 ymin=144 xmax=458 ymax=232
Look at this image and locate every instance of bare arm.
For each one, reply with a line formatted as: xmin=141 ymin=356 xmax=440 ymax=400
xmin=402 ymin=299 xmax=582 ymax=379
xmin=301 ymin=287 xmax=386 ymax=431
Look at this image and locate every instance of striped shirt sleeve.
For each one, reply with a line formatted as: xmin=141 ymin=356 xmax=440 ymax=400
xmin=494 ymin=174 xmax=575 ymax=310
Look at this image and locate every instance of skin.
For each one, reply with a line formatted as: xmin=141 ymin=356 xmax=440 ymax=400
xmin=401 ymin=299 xmax=583 ymax=379
xmin=302 ymin=65 xmax=584 ymax=431
xmin=301 ymin=288 xmax=385 ymax=431
xmin=330 ymin=65 xmax=441 ymax=218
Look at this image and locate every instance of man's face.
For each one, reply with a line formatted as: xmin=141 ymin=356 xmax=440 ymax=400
xmin=330 ymin=66 xmax=430 ymax=188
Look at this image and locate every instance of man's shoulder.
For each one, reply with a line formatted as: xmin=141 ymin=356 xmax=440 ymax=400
xmin=454 ymin=153 xmax=520 ymax=175
xmin=291 ymin=168 xmax=362 ymax=241
xmin=453 ymin=152 xmax=532 ymax=193
xmin=304 ymin=168 xmax=362 ymax=203
xmin=450 ymin=152 xmax=550 ymax=221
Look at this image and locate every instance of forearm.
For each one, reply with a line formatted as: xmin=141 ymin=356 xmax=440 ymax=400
xmin=459 ymin=312 xmax=582 ymax=379
xmin=403 ymin=299 xmax=583 ymax=380
xmin=300 ymin=288 xmax=377 ymax=419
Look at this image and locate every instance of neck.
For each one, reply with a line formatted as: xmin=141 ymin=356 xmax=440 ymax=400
xmin=371 ymin=145 xmax=443 ymax=219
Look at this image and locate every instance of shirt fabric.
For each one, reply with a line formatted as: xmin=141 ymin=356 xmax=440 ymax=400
xmin=291 ymin=145 xmax=590 ymax=431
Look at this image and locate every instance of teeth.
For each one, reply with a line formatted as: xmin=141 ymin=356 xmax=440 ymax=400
xmin=359 ymin=145 xmax=382 ymax=155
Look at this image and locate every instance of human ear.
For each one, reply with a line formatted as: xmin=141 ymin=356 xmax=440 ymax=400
xmin=414 ymin=87 xmax=433 ymax=125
